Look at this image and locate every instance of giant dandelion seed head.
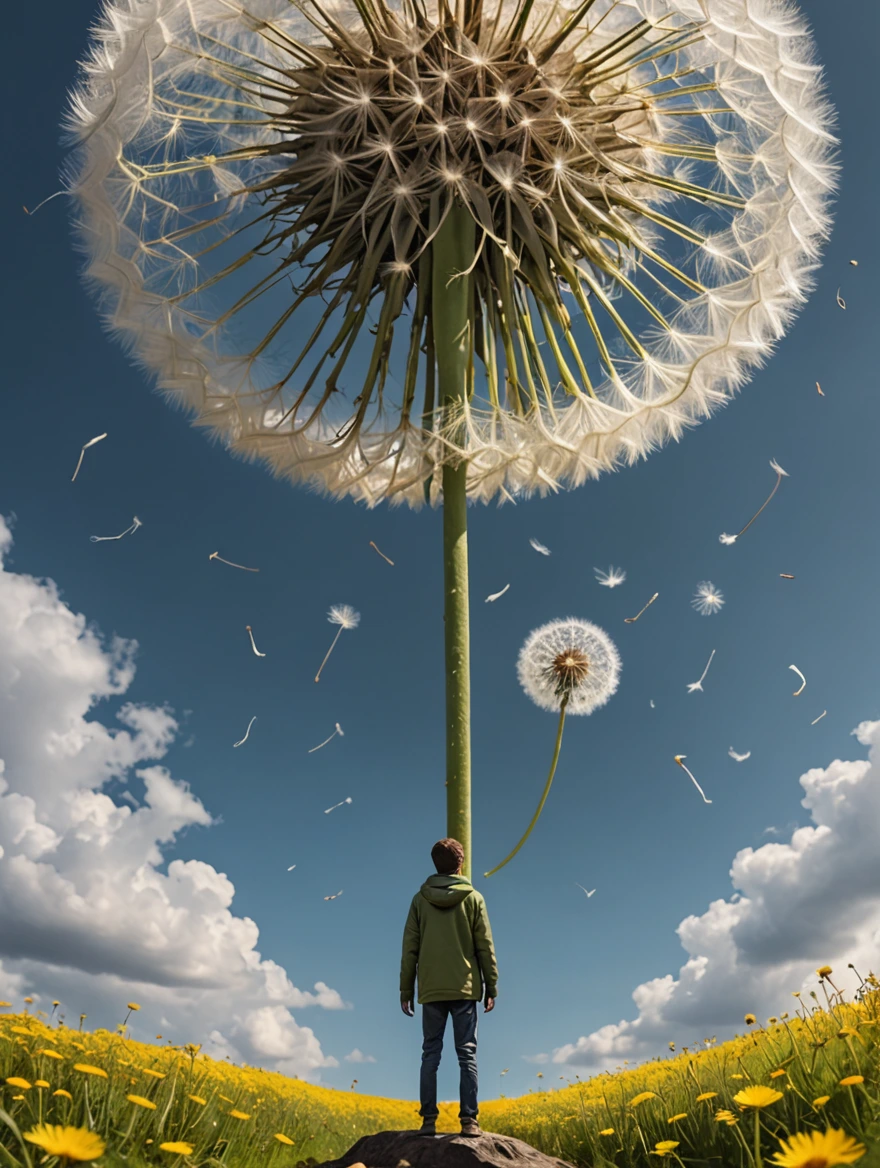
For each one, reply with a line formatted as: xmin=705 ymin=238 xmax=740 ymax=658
xmin=67 ymin=0 xmax=836 ymax=507
xmin=518 ymin=618 xmax=620 ymax=713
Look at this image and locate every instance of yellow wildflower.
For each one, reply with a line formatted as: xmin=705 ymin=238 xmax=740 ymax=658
xmin=599 ymin=1129 xmax=615 ymax=1136
xmin=159 ymin=1143 xmax=193 ymax=1156
xmin=651 ymin=1141 xmax=680 ymax=1157
xmin=229 ymin=1110 xmax=251 ymax=1120
xmin=188 ymin=1095 xmax=207 ymax=1106
xmin=839 ymin=1076 xmax=864 ymax=1087
xmin=769 ymin=1017 xmax=778 ymax=1024
xmin=734 ymin=1086 xmax=784 ymax=1109
xmin=0 ymin=1002 xmax=12 ymax=1008
xmin=24 ymin=1124 xmax=106 ymax=1162
xmin=127 ymin=1095 xmax=157 ymax=1110
xmin=813 ymin=1097 xmax=831 ymax=1108
xmin=744 ymin=1014 xmax=757 ymax=1025
xmin=771 ymin=1127 xmax=865 ymax=1167
xmin=770 ymin=1070 xmax=787 ymax=1079
xmin=731 ymin=1074 xmax=745 ymax=1080
xmin=274 ymin=1135 xmax=295 ymax=1145
xmin=10 ymin=1027 xmax=33 ymax=1036
xmin=6 ymin=1078 xmax=32 ymax=1090
xmin=629 ymin=1091 xmax=658 ymax=1107
xmin=838 ymin=1028 xmax=859 ymax=1038
xmin=126 ymin=1003 xmax=141 ymax=1011
xmin=53 ymin=1090 xmax=73 ymax=1100
xmin=73 ymin=1064 xmax=107 ymax=1079
xmin=696 ymin=1092 xmax=718 ymax=1102
xmin=23 ymin=998 xmax=33 ymax=1005
xmin=668 ymin=1113 xmax=687 ymax=1123
xmin=140 ymin=1068 xmax=166 ymax=1079
xmin=39 ymin=1050 xmax=64 ymax=1060
xmin=816 ymin=966 xmax=833 ymax=978
xmin=35 ymin=1081 xmax=50 ymax=1089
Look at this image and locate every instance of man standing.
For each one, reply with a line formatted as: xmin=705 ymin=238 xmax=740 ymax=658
xmin=400 ymin=837 xmax=499 ymax=1138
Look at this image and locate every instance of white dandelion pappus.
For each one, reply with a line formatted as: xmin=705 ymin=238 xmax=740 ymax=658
xmin=485 ymin=584 xmax=510 ymax=603
xmin=71 ymin=432 xmax=107 ymax=483
xmin=90 ymin=516 xmax=141 ymax=542
xmin=811 ymin=710 xmax=827 ymax=724
xmin=246 ymin=625 xmax=266 ymax=657
xmin=789 ymin=664 xmax=807 ymax=695
xmin=575 ymin=884 xmax=596 ymax=898
xmin=530 ymin=538 xmax=551 ymax=556
xmin=233 ymin=716 xmax=257 ymax=748
xmin=324 ymin=890 xmax=344 ymax=901
xmin=687 ymin=649 xmax=716 ymax=692
xmin=210 ymin=551 xmax=259 ymax=572
xmin=692 ymin=582 xmax=724 ymax=616
xmin=594 ymin=566 xmax=626 ymax=589
xmin=308 ymin=723 xmax=344 ymax=753
xmin=728 ymin=747 xmax=751 ymax=762
xmin=324 ymin=797 xmax=353 ymax=814
xmin=720 ymin=460 xmax=790 ymax=545
xmin=287 ymin=864 xmax=297 ymax=871
xmin=673 ymin=755 xmax=712 ymax=804
xmin=315 ymin=605 xmax=360 ymax=683
xmin=66 ymin=0 xmax=837 ymax=508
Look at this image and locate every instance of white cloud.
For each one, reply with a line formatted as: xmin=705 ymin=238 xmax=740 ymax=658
xmin=0 ymin=515 xmax=346 ymax=1080
xmin=344 ymin=1049 xmax=377 ymax=1064
xmin=531 ymin=718 xmax=880 ymax=1073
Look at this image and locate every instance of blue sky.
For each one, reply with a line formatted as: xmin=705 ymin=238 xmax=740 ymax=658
xmin=1 ymin=0 xmax=879 ymax=1108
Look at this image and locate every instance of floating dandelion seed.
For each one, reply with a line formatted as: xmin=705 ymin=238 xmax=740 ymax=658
xmin=789 ymin=664 xmax=807 ymax=696
xmin=816 ymin=382 xmax=824 ymax=397
xmin=836 ymin=289 xmax=846 ymax=309
xmin=692 ymin=583 xmax=724 ymax=616
xmin=729 ymin=747 xmax=751 ymax=762
xmin=530 ymin=538 xmax=551 ymax=556
xmin=485 ymin=584 xmax=510 ymax=603
xmin=308 ymin=723 xmax=345 ymax=753
xmin=594 ymin=566 xmax=626 ymax=589
xmin=324 ymin=797 xmax=353 ymax=814
xmin=315 ymin=606 xmax=360 ymax=683
xmin=650 ymin=700 xmax=656 ymax=709
xmin=90 ymin=516 xmax=141 ymax=543
xmin=485 ymin=619 xmax=620 ymax=877
xmin=323 ymin=891 xmax=344 ymax=901
xmin=287 ymin=865 xmax=296 ymax=871
xmin=71 ymin=433 xmax=107 ymax=483
xmin=780 ymin=574 xmax=795 ymax=579
xmin=209 ymin=552 xmax=259 ymax=572
xmin=625 ymin=593 xmax=659 ymax=624
xmin=233 ymin=716 xmax=257 ymax=748
xmin=811 ymin=710 xmax=827 ymax=725
xmin=369 ymin=541 xmax=394 ymax=566
xmin=575 ymin=884 xmax=596 ymax=897
xmin=673 ymin=755 xmax=712 ymax=804
xmin=850 ymin=260 xmax=859 ymax=266
xmin=246 ymin=626 xmax=266 ymax=657
xmin=720 ymin=460 xmax=789 ymax=545
xmin=687 ymin=649 xmax=716 ymax=693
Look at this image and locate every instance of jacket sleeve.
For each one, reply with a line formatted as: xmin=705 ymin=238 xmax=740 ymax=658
xmin=399 ymin=898 xmax=420 ymax=1002
xmin=473 ymin=896 xmax=498 ymax=997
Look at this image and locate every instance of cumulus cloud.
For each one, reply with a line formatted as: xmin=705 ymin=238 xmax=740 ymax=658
xmin=344 ymin=1049 xmax=377 ymax=1064
xmin=0 ymin=515 xmax=347 ymax=1081
xmin=530 ymin=718 xmax=880 ymax=1073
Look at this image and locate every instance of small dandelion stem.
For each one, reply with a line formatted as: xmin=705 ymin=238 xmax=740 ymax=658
xmin=624 ymin=591 xmax=658 ymax=623
xmin=209 ymin=552 xmax=259 ymax=572
xmin=315 ymin=625 xmax=345 ymax=683
xmin=484 ymin=694 xmax=569 ymax=878
xmin=734 ymin=468 xmax=785 ymax=540
xmin=369 ymin=540 xmax=394 ymax=565
xmin=753 ymin=1109 xmax=762 ymax=1168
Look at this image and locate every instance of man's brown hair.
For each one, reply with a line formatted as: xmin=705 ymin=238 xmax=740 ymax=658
xmin=432 ymin=838 xmax=464 ymax=875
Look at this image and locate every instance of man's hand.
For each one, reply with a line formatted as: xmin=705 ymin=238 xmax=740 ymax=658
xmin=401 ymin=1000 xmax=414 ymax=1017
xmin=484 ymin=997 xmax=495 ymax=1012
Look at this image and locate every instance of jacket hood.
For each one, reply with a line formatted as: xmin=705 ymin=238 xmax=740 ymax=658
xmin=419 ymin=874 xmax=473 ymax=909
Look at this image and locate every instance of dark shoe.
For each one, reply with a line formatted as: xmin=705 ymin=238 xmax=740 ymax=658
xmin=418 ymin=1119 xmax=437 ymax=1136
xmin=460 ymin=1119 xmax=482 ymax=1137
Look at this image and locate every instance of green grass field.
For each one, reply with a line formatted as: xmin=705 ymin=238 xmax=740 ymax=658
xmin=2 ymin=970 xmax=878 ymax=1167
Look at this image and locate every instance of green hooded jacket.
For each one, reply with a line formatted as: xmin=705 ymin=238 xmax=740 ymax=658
xmin=399 ymin=874 xmax=499 ymax=1005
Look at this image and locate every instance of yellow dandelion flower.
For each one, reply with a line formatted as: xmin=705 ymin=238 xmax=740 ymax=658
xmin=696 ymin=1092 xmax=718 ymax=1102
xmin=24 ymin=1124 xmax=106 ymax=1161
xmin=12 ymin=1095 xmax=25 ymax=1101
xmin=629 ymin=1091 xmax=658 ymax=1107
xmin=188 ymin=1095 xmax=206 ymax=1106
xmin=10 ymin=1027 xmax=33 ymax=1036
xmin=35 ymin=1081 xmax=50 ymax=1089
xmin=6 ymin=1077 xmax=32 ymax=1089
xmin=599 ymin=1129 xmax=615 ymax=1136
xmin=839 ymin=1076 xmax=864 ymax=1087
xmin=771 ymin=1070 xmax=787 ymax=1079
xmin=126 ymin=1003 xmax=141 ymax=1011
xmin=651 ymin=1141 xmax=680 ymax=1156
xmin=771 ymin=1127 xmax=865 ymax=1167
xmin=745 ymin=1014 xmax=757 ymax=1025
xmin=140 ymin=1068 xmax=166 ymax=1079
xmin=159 ymin=1143 xmax=194 ymax=1156
xmin=816 ymin=966 xmax=833 ymax=978
xmin=274 ymin=1135 xmax=296 ymax=1146
xmin=0 ymin=1002 xmax=12 ymax=1007
xmin=813 ymin=1097 xmax=831 ymax=1108
xmin=53 ymin=1090 xmax=73 ymax=1100
xmin=668 ymin=1113 xmax=687 ymax=1123
xmin=769 ymin=1017 xmax=778 ymax=1024
xmin=23 ymin=998 xmax=33 ymax=1005
xmin=73 ymin=1064 xmax=107 ymax=1079
xmin=229 ymin=1110 xmax=251 ymax=1120
xmin=734 ymin=1086 xmax=784 ymax=1109
xmin=731 ymin=1074 xmax=745 ymax=1080
xmin=726 ymin=1118 xmax=740 ymax=1126
xmin=39 ymin=1050 xmax=64 ymax=1060
xmin=838 ymin=1028 xmax=859 ymax=1038
xmin=127 ymin=1095 xmax=157 ymax=1110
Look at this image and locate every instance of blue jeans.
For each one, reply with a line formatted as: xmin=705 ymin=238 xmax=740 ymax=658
xmin=419 ymin=999 xmax=479 ymax=1122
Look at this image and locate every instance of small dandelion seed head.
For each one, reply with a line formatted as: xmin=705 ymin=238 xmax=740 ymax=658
xmin=517 ymin=618 xmax=620 ymax=715
xmin=328 ymin=604 xmax=360 ymax=629
xmin=719 ymin=533 xmax=738 ymax=545
xmin=692 ymin=581 xmax=725 ymax=615
xmin=594 ymin=565 xmax=626 ymax=588
xmin=769 ymin=459 xmax=789 ymax=477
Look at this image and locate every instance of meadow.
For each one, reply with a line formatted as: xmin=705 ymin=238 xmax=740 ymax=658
xmin=2 ymin=967 xmax=878 ymax=1168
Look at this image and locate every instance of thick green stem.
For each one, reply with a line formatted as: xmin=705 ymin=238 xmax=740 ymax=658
xmin=484 ymin=695 xmax=569 ymax=878
xmin=433 ymin=201 xmax=475 ymax=879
